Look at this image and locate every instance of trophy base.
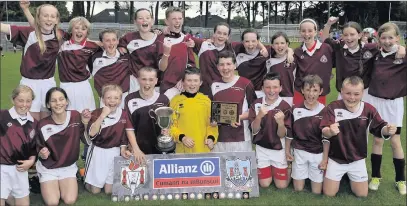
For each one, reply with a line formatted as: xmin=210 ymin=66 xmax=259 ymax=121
xmin=156 ymin=144 xmax=175 ymax=154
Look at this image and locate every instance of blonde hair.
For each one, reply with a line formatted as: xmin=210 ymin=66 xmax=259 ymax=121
xmin=101 ymin=84 xmax=123 ymax=98
xmin=11 ymin=85 xmax=35 ymax=100
xmin=342 ymin=76 xmax=364 ymax=88
xmin=68 ymin=17 xmax=91 ymax=36
xmin=378 ymin=22 xmax=400 ymax=37
xmin=35 ymin=4 xmax=62 ymax=55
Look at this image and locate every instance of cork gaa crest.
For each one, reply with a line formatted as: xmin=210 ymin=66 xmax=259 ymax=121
xmin=121 ymin=160 xmax=146 ymax=195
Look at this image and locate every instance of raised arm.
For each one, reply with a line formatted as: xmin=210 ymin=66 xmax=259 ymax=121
xmin=321 ymin=17 xmax=339 ymax=42
xmin=20 ymin=0 xmax=35 ymax=28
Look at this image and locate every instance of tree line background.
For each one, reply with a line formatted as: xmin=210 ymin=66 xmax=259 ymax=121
xmin=1 ymin=1 xmax=406 ymax=30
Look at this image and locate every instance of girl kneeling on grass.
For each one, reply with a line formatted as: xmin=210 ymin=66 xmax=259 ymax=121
xmin=1 ymin=85 xmax=37 ymax=206
xmin=84 ymin=84 xmax=145 ymax=194
xmin=36 ymin=87 xmax=91 ymax=205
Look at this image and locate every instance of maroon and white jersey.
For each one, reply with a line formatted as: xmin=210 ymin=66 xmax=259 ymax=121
xmin=196 ymin=40 xmax=240 ymax=93
xmin=157 ymin=33 xmax=197 ymax=93
xmin=288 ymin=102 xmax=325 ymax=154
xmin=248 ymin=97 xmax=292 ymax=150
xmin=58 ymin=39 xmax=100 ymax=82
xmin=211 ymin=76 xmax=257 ymax=142
xmin=88 ymin=108 xmax=132 ymax=148
xmin=89 ymin=50 xmax=130 ymax=97
xmin=36 ymin=110 xmax=86 ymax=169
xmin=325 ymin=39 xmax=379 ymax=91
xmin=124 ymin=91 xmax=170 ymax=154
xmin=0 ymin=108 xmax=37 ymax=165
xmin=294 ymin=41 xmax=334 ymax=96
xmin=266 ymin=55 xmax=296 ymax=97
xmin=236 ymin=45 xmax=270 ymax=91
xmin=320 ymin=100 xmax=388 ymax=164
xmin=368 ymin=48 xmax=407 ymax=99
xmin=6 ymin=25 xmax=63 ymax=79
xmin=118 ymin=32 xmax=159 ymax=78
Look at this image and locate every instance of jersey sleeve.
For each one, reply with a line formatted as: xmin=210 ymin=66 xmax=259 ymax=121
xmin=369 ymin=109 xmax=389 ymax=139
xmin=284 ymin=108 xmax=293 ymax=138
xmin=87 ymin=110 xmax=101 ymax=140
xmin=29 ymin=122 xmax=38 ymax=157
xmin=320 ymin=104 xmax=335 ymax=129
xmin=35 ymin=123 xmax=46 ymax=153
xmin=245 ymin=82 xmax=257 ymax=108
xmin=122 ymin=112 xmax=133 ymax=146
xmin=6 ymin=25 xmax=34 ymax=47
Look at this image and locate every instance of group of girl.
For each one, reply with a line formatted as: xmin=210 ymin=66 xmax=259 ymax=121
xmin=0 ymin=1 xmax=406 ymax=205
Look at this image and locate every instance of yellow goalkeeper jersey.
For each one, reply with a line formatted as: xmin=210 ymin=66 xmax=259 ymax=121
xmin=170 ymin=92 xmax=218 ymax=154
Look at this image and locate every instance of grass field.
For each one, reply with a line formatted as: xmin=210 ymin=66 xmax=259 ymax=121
xmin=0 ymin=45 xmax=406 ymax=205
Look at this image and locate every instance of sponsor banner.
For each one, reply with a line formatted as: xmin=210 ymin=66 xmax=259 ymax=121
xmin=112 ymin=152 xmax=259 ymax=202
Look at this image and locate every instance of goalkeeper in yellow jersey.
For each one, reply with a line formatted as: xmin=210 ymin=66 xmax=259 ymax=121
xmin=168 ymin=67 xmax=218 ymax=153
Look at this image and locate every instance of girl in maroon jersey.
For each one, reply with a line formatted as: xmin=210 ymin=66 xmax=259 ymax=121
xmin=1 ymin=2 xmax=63 ymax=121
xmin=84 ymin=84 xmax=145 ymax=195
xmin=22 ymin=6 xmax=100 ymax=114
xmin=263 ymin=32 xmax=296 ymax=106
xmin=292 ymin=18 xmax=334 ymax=106
xmin=36 ymin=87 xmax=91 ymax=205
xmin=365 ymin=22 xmax=406 ymax=195
xmin=321 ymin=17 xmax=405 ymax=100
xmin=118 ymin=8 xmax=165 ymax=93
xmin=1 ymin=85 xmax=37 ymax=206
xmin=192 ymin=23 xmax=269 ymax=97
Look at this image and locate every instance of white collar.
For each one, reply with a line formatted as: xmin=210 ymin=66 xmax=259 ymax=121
xmin=380 ymin=45 xmax=398 ymax=58
xmin=9 ymin=107 xmax=34 ymax=124
xmin=262 ymin=96 xmax=282 ymax=109
xmin=301 ymin=40 xmax=322 ymax=56
xmin=343 ymin=42 xmax=365 ymax=54
xmin=102 ymin=49 xmax=120 ymax=59
xmin=106 ymin=108 xmax=122 ymax=120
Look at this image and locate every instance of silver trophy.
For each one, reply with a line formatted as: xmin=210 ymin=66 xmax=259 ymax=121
xmin=149 ymin=107 xmax=176 ymax=153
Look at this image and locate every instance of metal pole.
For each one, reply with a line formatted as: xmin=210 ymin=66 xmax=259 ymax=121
xmin=268 ymin=0 xmax=270 ymax=43
xmin=388 ymin=2 xmax=391 ymax=21
xmin=6 ymin=1 xmax=8 ymax=22
xmin=328 ymin=1 xmax=331 ymax=18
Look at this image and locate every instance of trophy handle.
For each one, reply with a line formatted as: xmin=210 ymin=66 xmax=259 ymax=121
xmin=148 ymin=109 xmax=157 ymax=124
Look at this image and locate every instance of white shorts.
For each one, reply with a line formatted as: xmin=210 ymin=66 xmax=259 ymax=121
xmin=36 ymin=161 xmax=78 ymax=183
xmin=291 ymin=149 xmax=324 ymax=183
xmin=255 ymin=91 xmax=293 ymax=106
xmin=60 ymin=80 xmax=96 ymax=112
xmin=212 ymin=141 xmax=253 ymax=153
xmin=129 ymin=75 xmax=140 ymax=93
xmin=85 ymin=145 xmax=120 ymax=188
xmin=20 ymin=76 xmax=56 ymax=112
xmin=256 ymin=144 xmax=287 ymax=169
xmin=1 ymin=165 xmax=29 ymax=199
xmin=100 ymin=91 xmax=128 ymax=110
xmin=363 ymin=93 xmax=404 ymax=127
xmin=325 ymin=158 xmax=368 ymax=182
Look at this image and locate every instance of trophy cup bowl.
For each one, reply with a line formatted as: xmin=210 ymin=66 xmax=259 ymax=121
xmin=149 ymin=107 xmax=176 ymax=153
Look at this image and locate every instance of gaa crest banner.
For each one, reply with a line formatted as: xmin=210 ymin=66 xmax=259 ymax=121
xmin=112 ymin=151 xmax=259 ymax=202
